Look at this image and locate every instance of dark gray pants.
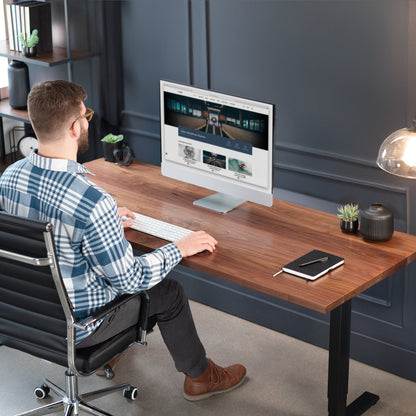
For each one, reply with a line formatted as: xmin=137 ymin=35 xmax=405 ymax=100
xmin=77 ymin=278 xmax=208 ymax=378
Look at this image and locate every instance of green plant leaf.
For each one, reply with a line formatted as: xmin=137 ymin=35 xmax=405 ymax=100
xmin=19 ymin=29 xmax=39 ymax=48
xmin=101 ymin=133 xmax=124 ymax=143
xmin=337 ymin=203 xmax=359 ymax=221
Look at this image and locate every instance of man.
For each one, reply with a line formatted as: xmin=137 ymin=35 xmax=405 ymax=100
xmin=0 ymin=80 xmax=246 ymax=401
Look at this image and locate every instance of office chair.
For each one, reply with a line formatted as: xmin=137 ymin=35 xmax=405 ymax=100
xmin=0 ymin=211 xmax=150 ymax=416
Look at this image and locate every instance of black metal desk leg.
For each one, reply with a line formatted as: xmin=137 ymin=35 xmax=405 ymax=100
xmin=328 ymin=300 xmax=351 ymax=416
xmin=328 ymin=300 xmax=379 ymax=416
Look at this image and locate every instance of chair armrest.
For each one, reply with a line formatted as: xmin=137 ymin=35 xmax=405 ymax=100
xmin=74 ymin=292 xmax=148 ymax=331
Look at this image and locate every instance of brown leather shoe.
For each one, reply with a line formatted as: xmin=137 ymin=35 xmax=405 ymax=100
xmin=183 ymin=358 xmax=246 ymax=401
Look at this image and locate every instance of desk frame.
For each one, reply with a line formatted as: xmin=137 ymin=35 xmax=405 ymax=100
xmin=329 ymin=301 xmax=379 ymax=415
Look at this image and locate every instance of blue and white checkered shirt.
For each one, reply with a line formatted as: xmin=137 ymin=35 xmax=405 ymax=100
xmin=0 ymin=151 xmax=182 ymax=343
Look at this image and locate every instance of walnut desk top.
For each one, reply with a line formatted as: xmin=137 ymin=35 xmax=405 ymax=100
xmin=85 ymin=159 xmax=416 ymax=315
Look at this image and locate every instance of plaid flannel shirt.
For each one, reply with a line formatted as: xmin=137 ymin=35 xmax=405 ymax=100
xmin=0 ymin=151 xmax=182 ymax=343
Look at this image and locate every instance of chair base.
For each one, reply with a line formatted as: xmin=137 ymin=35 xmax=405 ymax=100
xmin=14 ymin=370 xmax=136 ymax=416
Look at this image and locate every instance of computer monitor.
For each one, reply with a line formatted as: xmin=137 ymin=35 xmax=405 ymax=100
xmin=160 ymin=80 xmax=275 ymax=213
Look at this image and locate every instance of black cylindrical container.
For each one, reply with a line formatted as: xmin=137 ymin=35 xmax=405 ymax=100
xmin=103 ymin=141 xmax=123 ymax=163
xmin=8 ymin=60 xmax=30 ymax=109
xmin=360 ymin=204 xmax=394 ymax=242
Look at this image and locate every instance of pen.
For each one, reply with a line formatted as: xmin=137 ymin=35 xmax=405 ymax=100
xmin=273 ymin=269 xmax=283 ymax=277
xmin=299 ymin=256 xmax=328 ymax=267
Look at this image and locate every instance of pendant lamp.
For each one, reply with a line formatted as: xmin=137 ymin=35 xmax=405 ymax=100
xmin=377 ymin=120 xmax=416 ymax=178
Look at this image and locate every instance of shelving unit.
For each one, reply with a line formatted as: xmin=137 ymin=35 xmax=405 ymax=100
xmin=0 ymin=97 xmax=30 ymax=159
xmin=0 ymin=0 xmax=93 ymax=162
xmin=0 ymin=98 xmax=29 ymax=122
xmin=0 ymin=40 xmax=92 ymax=67
xmin=0 ymin=36 xmax=93 ymax=127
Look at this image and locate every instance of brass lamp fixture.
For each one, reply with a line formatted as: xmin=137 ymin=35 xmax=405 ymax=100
xmin=377 ymin=120 xmax=416 ymax=178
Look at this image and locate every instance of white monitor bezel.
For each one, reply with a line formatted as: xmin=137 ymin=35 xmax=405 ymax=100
xmin=160 ymin=80 xmax=275 ymax=209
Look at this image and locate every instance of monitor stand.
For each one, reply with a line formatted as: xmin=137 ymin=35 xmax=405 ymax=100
xmin=193 ymin=193 xmax=246 ymax=213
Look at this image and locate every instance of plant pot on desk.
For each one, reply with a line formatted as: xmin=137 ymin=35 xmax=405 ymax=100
xmin=103 ymin=141 xmax=122 ymax=163
xmin=103 ymin=141 xmax=132 ymax=166
xmin=340 ymin=219 xmax=359 ymax=234
xmin=360 ymin=204 xmax=394 ymax=242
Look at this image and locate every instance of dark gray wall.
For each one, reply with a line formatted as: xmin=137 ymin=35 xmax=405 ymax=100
xmin=120 ymin=0 xmax=416 ymax=381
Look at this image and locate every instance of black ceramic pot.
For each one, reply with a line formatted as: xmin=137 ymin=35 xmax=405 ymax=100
xmin=360 ymin=204 xmax=394 ymax=242
xmin=22 ymin=46 xmax=37 ymax=57
xmin=103 ymin=141 xmax=133 ymax=166
xmin=103 ymin=141 xmax=123 ymax=162
xmin=340 ymin=219 xmax=359 ymax=234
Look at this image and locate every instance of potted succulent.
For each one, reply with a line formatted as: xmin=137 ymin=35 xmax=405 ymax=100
xmin=19 ymin=29 xmax=39 ymax=57
xmin=337 ymin=203 xmax=360 ymax=234
xmin=101 ymin=133 xmax=124 ymax=162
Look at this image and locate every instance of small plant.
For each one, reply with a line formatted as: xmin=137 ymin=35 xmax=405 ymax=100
xmin=19 ymin=29 xmax=39 ymax=48
xmin=337 ymin=203 xmax=360 ymax=221
xmin=101 ymin=133 xmax=124 ymax=143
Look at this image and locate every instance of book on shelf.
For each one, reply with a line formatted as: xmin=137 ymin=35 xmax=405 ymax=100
xmin=14 ymin=1 xmax=24 ymax=52
xmin=4 ymin=3 xmax=14 ymax=50
xmin=10 ymin=1 xmax=19 ymax=51
xmin=4 ymin=0 xmax=22 ymax=51
xmin=4 ymin=1 xmax=52 ymax=53
xmin=279 ymin=249 xmax=345 ymax=281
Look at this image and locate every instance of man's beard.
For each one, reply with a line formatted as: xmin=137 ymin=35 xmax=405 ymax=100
xmin=77 ymin=125 xmax=89 ymax=155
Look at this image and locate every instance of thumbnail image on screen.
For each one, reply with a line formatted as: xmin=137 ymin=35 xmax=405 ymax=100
xmin=228 ymin=158 xmax=252 ymax=176
xmin=203 ymin=151 xmax=226 ymax=170
xmin=178 ymin=144 xmax=201 ymax=163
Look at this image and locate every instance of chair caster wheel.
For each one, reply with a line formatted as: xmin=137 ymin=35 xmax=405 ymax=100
xmin=123 ymin=386 xmax=138 ymax=401
xmin=103 ymin=364 xmax=115 ymax=380
xmin=34 ymin=383 xmax=50 ymax=399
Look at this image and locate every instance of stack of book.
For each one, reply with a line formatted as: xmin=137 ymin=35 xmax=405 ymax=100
xmin=4 ymin=0 xmax=52 ymax=53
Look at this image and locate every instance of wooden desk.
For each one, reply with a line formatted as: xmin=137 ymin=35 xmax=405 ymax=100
xmin=85 ymin=158 xmax=416 ymax=416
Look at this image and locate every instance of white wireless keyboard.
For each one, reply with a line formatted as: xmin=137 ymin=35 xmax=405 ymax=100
xmin=130 ymin=212 xmax=193 ymax=242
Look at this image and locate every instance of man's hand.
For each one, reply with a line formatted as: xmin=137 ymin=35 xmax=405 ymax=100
xmin=118 ymin=207 xmax=135 ymax=228
xmin=174 ymin=231 xmax=218 ymax=257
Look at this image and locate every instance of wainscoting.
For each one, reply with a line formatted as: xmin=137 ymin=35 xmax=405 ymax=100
xmin=121 ymin=0 xmax=416 ymax=381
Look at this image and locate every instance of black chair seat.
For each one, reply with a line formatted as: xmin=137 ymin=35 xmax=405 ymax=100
xmin=75 ymin=326 xmax=139 ymax=374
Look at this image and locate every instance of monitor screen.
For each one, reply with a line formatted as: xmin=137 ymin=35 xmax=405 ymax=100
xmin=160 ymin=80 xmax=275 ymax=213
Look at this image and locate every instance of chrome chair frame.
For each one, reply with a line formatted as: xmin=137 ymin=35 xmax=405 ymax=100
xmin=0 ymin=213 xmax=149 ymax=416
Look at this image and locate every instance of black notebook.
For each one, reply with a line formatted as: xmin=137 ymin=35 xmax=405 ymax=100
xmin=282 ymin=250 xmax=344 ymax=281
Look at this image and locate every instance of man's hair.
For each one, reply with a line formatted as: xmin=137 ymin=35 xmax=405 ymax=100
xmin=27 ymin=80 xmax=87 ymax=139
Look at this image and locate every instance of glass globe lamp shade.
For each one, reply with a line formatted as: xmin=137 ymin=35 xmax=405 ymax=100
xmin=377 ymin=127 xmax=416 ymax=178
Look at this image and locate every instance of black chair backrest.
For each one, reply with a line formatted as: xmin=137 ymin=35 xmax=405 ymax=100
xmin=0 ymin=212 xmax=70 ymax=367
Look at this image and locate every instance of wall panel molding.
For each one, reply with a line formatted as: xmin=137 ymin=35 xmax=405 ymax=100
xmin=188 ymin=0 xmax=209 ymax=88
xmin=276 ymin=142 xmax=377 ymax=168
xmin=356 ymin=292 xmax=392 ymax=308
xmin=121 ymin=110 xmax=159 ymax=123
xmin=276 ymin=162 xmax=409 ymax=196
xmin=122 ymin=127 xmax=160 ymax=141
xmin=407 ymin=0 xmax=416 ymax=125
xmin=119 ymin=0 xmax=416 ymax=381
xmin=121 ymin=110 xmax=160 ymax=143
xmin=276 ymin=142 xmax=409 ymax=193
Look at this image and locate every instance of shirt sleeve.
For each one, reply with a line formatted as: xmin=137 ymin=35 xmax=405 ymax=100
xmin=80 ymin=195 xmax=182 ymax=293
